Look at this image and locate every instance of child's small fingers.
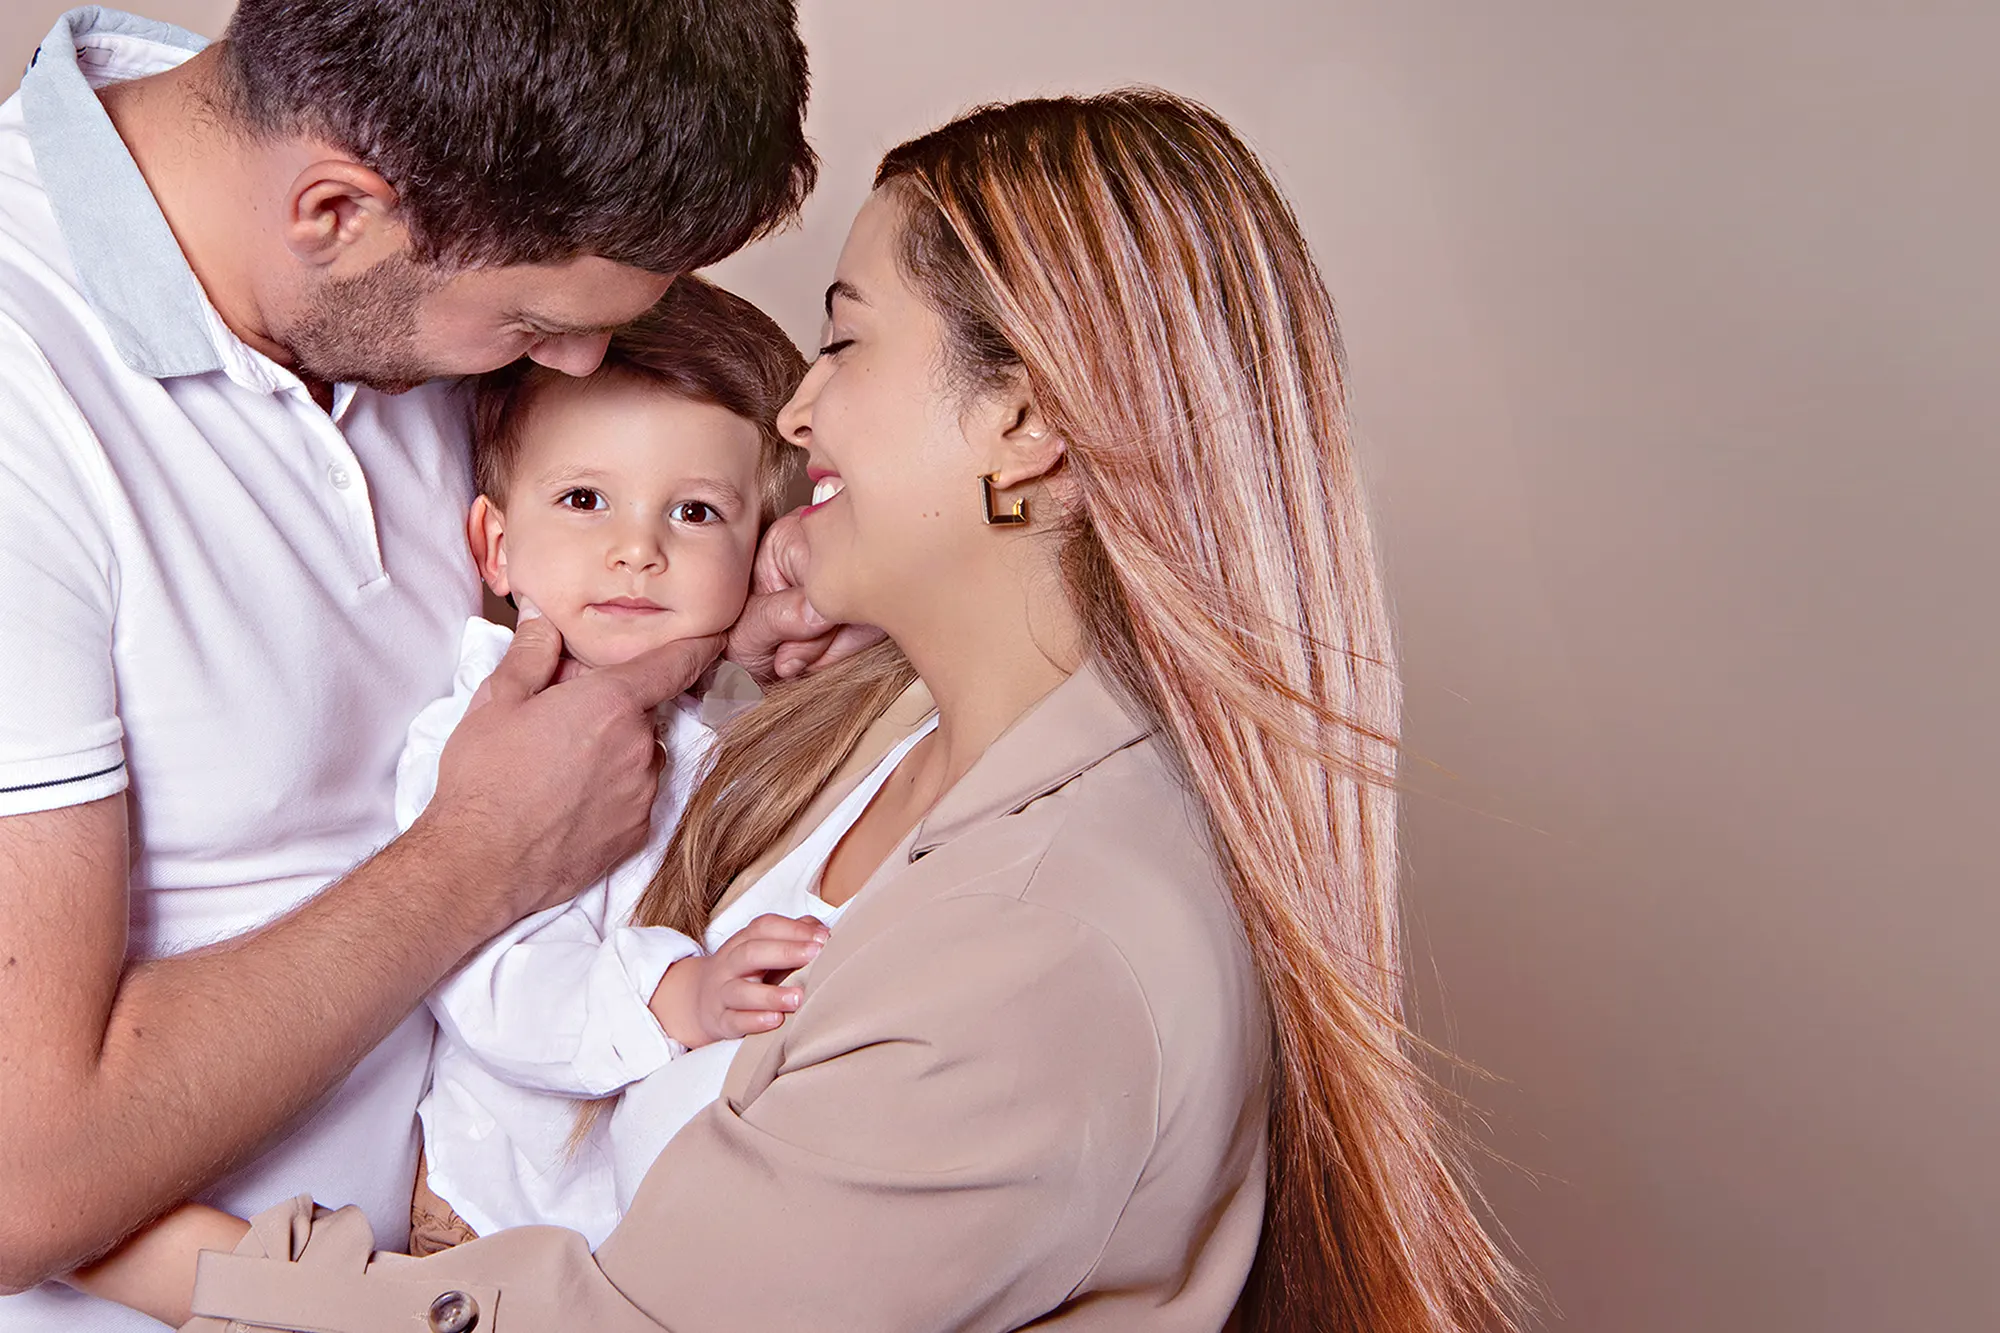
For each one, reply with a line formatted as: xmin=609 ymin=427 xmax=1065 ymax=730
xmin=729 ymin=938 xmax=824 ymax=977
xmin=720 ymin=1008 xmax=789 ymax=1038
xmin=740 ymin=913 xmax=831 ymax=943
xmin=721 ymin=979 xmax=804 ymax=1014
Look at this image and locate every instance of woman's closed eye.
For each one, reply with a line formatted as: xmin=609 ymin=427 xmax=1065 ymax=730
xmin=557 ymin=487 xmax=607 ymax=512
xmin=816 ymin=338 xmax=854 ymax=359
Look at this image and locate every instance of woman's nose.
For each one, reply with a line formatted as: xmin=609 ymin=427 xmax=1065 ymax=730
xmin=775 ymin=362 xmax=822 ymax=445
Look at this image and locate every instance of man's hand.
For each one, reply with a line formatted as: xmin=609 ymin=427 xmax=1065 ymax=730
xmin=726 ymin=511 xmax=887 ymax=685
xmin=0 ymin=624 xmax=721 ymax=1291
xmin=421 ymin=618 xmax=725 ymax=933
xmin=648 ymin=914 xmax=830 ymax=1048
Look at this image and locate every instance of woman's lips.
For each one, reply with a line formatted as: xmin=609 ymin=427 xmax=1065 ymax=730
xmin=802 ymin=473 xmax=845 ymax=515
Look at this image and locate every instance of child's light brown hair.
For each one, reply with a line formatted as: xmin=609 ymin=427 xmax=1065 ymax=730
xmin=471 ymin=275 xmax=809 ymax=524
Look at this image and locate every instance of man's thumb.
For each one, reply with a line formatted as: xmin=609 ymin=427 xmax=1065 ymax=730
xmin=473 ymin=616 xmax=564 ymax=709
xmin=608 ymin=632 xmax=727 ymax=710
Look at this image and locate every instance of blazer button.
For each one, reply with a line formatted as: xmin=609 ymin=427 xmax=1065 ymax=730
xmin=428 ymin=1290 xmax=480 ymax=1333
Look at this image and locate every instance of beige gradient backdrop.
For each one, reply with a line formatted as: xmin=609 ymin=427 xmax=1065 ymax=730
xmin=8 ymin=4 xmax=1994 ymax=1330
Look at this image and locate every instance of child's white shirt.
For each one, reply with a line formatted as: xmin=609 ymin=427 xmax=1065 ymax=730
xmin=602 ymin=712 xmax=939 ymax=1218
xmin=397 ymin=617 xmax=716 ymax=1248
xmin=400 ymin=615 xmax=940 ymax=1249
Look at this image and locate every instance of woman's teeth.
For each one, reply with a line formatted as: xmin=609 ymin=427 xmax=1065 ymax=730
xmin=811 ymin=476 xmax=845 ymax=505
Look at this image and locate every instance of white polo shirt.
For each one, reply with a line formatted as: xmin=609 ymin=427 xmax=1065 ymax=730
xmin=0 ymin=10 xmax=478 ymax=1328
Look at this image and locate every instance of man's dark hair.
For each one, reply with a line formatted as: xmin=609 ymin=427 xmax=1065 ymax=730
xmin=222 ymin=0 xmax=816 ymax=274
xmin=473 ymin=276 xmax=809 ymax=524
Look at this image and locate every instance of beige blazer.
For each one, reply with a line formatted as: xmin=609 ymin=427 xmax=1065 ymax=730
xmin=184 ymin=663 xmax=1272 ymax=1333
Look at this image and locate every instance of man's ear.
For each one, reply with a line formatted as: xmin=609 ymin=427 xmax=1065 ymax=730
xmin=964 ymin=370 xmax=1066 ymax=490
xmin=282 ymin=158 xmax=405 ymax=270
xmin=466 ymin=495 xmax=510 ymax=596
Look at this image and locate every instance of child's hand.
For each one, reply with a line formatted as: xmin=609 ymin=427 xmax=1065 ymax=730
xmin=649 ymin=914 xmax=830 ymax=1048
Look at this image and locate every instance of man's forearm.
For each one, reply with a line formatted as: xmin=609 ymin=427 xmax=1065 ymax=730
xmin=0 ymin=817 xmax=506 ymax=1287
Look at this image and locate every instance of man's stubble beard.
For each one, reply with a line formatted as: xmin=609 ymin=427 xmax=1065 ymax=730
xmin=279 ymin=253 xmax=448 ymax=395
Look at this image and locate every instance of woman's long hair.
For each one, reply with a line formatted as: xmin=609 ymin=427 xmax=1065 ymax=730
xmin=631 ymin=90 xmax=1518 ymax=1332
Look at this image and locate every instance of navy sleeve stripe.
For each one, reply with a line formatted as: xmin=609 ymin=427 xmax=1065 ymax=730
xmin=0 ymin=760 xmax=126 ymax=796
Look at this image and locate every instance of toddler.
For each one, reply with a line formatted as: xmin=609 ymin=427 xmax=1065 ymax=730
xmin=402 ymin=276 xmax=817 ymax=1253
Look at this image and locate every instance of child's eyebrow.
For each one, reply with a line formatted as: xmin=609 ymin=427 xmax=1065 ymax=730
xmin=679 ymin=476 xmax=748 ymax=508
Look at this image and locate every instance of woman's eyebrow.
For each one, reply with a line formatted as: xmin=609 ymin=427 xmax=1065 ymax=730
xmin=823 ymin=280 xmax=868 ymax=317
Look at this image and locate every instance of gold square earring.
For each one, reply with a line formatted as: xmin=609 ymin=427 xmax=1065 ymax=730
xmin=979 ymin=473 xmax=1029 ymax=526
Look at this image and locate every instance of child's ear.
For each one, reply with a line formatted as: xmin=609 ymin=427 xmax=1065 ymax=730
xmin=466 ymin=494 xmax=510 ymax=596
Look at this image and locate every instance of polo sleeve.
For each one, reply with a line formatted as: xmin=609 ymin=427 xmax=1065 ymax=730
xmin=0 ymin=316 xmax=125 ymax=816
xmin=183 ymin=894 xmax=1165 ymax=1333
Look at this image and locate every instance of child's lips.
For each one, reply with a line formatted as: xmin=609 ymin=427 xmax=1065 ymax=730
xmin=587 ymin=597 xmax=668 ymax=616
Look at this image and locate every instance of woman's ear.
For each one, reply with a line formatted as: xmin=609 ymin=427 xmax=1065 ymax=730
xmin=282 ymin=158 xmax=405 ymax=269
xmin=466 ymin=495 xmax=511 ymax=596
xmin=966 ymin=371 xmax=1066 ymax=489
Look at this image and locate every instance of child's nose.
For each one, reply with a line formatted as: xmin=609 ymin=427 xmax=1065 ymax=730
xmin=609 ymin=521 xmax=668 ymax=573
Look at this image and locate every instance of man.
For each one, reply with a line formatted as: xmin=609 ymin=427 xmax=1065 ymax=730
xmin=0 ymin=3 xmax=813 ymax=1326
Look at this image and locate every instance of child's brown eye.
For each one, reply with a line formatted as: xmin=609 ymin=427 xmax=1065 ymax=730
xmin=673 ymin=501 xmax=719 ymax=524
xmin=560 ymin=488 xmax=605 ymax=511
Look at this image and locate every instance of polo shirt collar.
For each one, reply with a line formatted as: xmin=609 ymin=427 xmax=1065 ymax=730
xmin=912 ymin=659 xmax=1153 ymax=857
xmin=20 ymin=7 xmax=225 ymax=379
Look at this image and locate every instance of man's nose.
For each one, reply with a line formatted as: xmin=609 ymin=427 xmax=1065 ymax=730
xmin=528 ymin=331 xmax=614 ymax=378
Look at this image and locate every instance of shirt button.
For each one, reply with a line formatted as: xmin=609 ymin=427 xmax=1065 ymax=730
xmin=329 ymin=464 xmax=353 ymax=490
xmin=428 ymin=1290 xmax=480 ymax=1333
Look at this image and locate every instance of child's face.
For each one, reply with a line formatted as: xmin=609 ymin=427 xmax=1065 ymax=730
xmin=473 ymin=374 xmax=764 ymax=670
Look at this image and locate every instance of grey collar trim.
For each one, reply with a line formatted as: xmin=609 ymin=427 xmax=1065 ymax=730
xmin=20 ymin=7 xmax=223 ymax=379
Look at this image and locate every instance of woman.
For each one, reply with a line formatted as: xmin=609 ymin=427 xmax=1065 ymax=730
xmin=99 ymin=90 xmax=1516 ymax=1333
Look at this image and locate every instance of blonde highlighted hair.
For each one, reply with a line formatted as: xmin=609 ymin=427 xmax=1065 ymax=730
xmin=632 ymin=90 xmax=1519 ymax=1332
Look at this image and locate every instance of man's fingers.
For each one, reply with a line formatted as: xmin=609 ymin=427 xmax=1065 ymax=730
xmin=816 ymin=623 xmax=890 ymax=671
xmin=601 ymin=632 xmax=727 ymax=710
xmin=772 ymin=631 xmax=837 ymax=681
xmin=750 ymin=510 xmax=811 ymax=596
xmin=473 ymin=616 xmax=565 ymax=709
xmin=727 ymin=586 xmax=830 ymax=684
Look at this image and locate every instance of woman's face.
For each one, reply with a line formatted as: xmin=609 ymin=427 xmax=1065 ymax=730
xmin=778 ymin=190 xmax=987 ymax=632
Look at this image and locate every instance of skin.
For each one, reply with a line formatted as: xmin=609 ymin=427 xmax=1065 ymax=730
xmin=0 ymin=37 xmax=717 ymax=1298
xmin=98 ymin=46 xmax=672 ymax=400
xmin=464 ymin=378 xmax=831 ymax=1040
xmin=472 ymin=376 xmax=767 ymax=668
xmin=69 ymin=182 xmax=1091 ymax=1330
xmin=781 ymin=189 xmax=1085 ymax=906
